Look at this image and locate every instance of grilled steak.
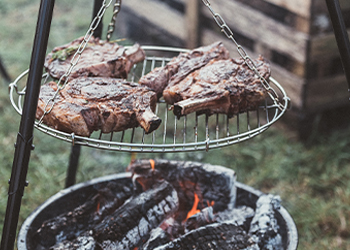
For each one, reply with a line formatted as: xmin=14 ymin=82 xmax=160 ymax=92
xmin=139 ymin=41 xmax=230 ymax=98
xmin=44 ymin=36 xmax=146 ymax=80
xmin=162 ymin=56 xmax=270 ymax=118
xmin=36 ymin=77 xmax=161 ymax=136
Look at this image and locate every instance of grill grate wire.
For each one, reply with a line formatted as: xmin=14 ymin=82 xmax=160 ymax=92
xmin=9 ymin=46 xmax=289 ymax=152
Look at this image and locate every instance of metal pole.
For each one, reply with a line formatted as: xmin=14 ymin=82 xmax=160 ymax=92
xmin=92 ymin=0 xmax=104 ymax=38
xmin=325 ymin=0 xmax=350 ymax=90
xmin=0 ymin=0 xmax=55 ymax=249
xmin=65 ymin=144 xmax=81 ymax=188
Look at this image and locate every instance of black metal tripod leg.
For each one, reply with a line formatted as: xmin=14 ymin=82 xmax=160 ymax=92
xmin=0 ymin=56 xmax=11 ymax=83
xmin=65 ymin=144 xmax=81 ymax=188
xmin=325 ymin=0 xmax=350 ymax=89
xmin=92 ymin=0 xmax=104 ymax=38
xmin=0 ymin=1 xmax=55 ymax=249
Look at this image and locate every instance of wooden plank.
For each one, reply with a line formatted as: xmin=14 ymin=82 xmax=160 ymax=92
xmin=293 ymin=15 xmax=311 ymax=34
xmin=304 ymin=74 xmax=349 ymax=112
xmin=122 ymin=0 xmax=309 ymax=65
xmin=233 ymin=0 xmax=308 ymax=31
xmin=309 ymin=29 xmax=350 ymax=61
xmin=202 ymin=0 xmax=309 ymax=63
xmin=271 ymin=64 xmax=306 ymax=109
xmin=263 ymin=0 xmax=312 ymax=18
xmin=122 ymin=0 xmax=187 ymax=41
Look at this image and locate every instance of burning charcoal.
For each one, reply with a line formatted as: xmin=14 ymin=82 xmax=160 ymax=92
xmin=93 ymin=180 xmax=179 ymax=249
xmin=127 ymin=159 xmax=236 ymax=222
xmin=159 ymin=217 xmax=184 ymax=239
xmin=34 ymin=196 xmax=99 ymax=248
xmin=184 ymin=206 xmax=216 ymax=232
xmin=140 ymin=228 xmax=172 ymax=250
xmin=33 ymin=182 xmax=133 ymax=248
xmin=153 ymin=221 xmax=256 ymax=250
xmin=47 ymin=180 xmax=178 ymax=250
xmin=248 ymin=194 xmax=283 ymax=250
xmin=215 ymin=206 xmax=255 ymax=231
xmin=49 ymin=235 xmax=96 ymax=250
xmin=184 ymin=205 xmax=255 ymax=233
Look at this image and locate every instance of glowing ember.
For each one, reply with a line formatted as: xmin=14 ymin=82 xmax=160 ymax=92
xmin=96 ymin=202 xmax=100 ymax=213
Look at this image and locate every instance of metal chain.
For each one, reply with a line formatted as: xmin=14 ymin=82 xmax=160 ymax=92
xmin=39 ymin=0 xmax=114 ymax=124
xmin=201 ymin=0 xmax=285 ymax=111
xmin=106 ymin=0 xmax=122 ymax=41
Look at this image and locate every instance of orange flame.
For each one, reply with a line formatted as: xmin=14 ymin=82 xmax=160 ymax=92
xmin=207 ymin=200 xmax=215 ymax=207
xmin=186 ymin=193 xmax=201 ymax=220
xmin=149 ymin=159 xmax=155 ymax=171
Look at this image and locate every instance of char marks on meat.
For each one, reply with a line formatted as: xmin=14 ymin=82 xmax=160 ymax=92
xmin=139 ymin=41 xmax=230 ymax=98
xmin=44 ymin=36 xmax=146 ymax=80
xmin=36 ymin=77 xmax=161 ymax=136
xmin=163 ymin=56 xmax=270 ymax=118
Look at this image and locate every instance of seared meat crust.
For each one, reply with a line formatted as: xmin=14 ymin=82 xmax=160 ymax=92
xmin=44 ymin=36 xmax=145 ymax=80
xmin=139 ymin=41 xmax=230 ymax=98
xmin=162 ymin=56 xmax=270 ymax=118
xmin=36 ymin=78 xmax=161 ymax=136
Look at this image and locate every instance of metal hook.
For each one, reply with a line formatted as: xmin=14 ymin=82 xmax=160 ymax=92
xmin=71 ymin=133 xmax=75 ymax=146
xmin=205 ymin=138 xmax=210 ymax=152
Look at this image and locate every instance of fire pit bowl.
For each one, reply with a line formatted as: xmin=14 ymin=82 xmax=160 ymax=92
xmin=17 ymin=173 xmax=298 ymax=250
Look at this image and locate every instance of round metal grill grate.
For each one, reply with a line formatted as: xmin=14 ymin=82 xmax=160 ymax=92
xmin=9 ymin=46 xmax=290 ymax=153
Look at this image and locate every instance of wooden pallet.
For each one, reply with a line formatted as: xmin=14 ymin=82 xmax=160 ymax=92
xmin=115 ymin=0 xmax=350 ymax=135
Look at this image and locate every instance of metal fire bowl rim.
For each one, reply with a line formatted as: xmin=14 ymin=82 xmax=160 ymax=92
xmin=9 ymin=46 xmax=290 ymax=153
xmin=17 ymin=172 xmax=298 ymax=250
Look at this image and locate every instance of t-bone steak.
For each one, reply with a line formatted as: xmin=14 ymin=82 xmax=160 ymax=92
xmin=36 ymin=77 xmax=161 ymax=137
xmin=162 ymin=56 xmax=270 ymax=118
xmin=138 ymin=41 xmax=230 ymax=98
xmin=44 ymin=36 xmax=146 ymax=80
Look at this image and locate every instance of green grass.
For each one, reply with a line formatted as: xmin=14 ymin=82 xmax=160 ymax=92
xmin=1 ymin=0 xmax=350 ymax=249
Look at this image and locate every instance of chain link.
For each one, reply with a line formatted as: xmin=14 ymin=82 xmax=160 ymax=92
xmin=106 ymin=0 xmax=122 ymax=41
xmin=39 ymin=0 xmax=114 ymax=123
xmin=201 ymin=0 xmax=285 ymax=111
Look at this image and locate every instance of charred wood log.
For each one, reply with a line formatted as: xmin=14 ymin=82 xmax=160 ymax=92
xmin=49 ymin=235 xmax=96 ymax=250
xmin=184 ymin=205 xmax=255 ymax=233
xmin=139 ymin=228 xmax=172 ymax=250
xmin=127 ymin=159 xmax=236 ymax=221
xmin=139 ymin=204 xmax=255 ymax=249
xmin=49 ymin=180 xmax=179 ymax=250
xmin=248 ymin=194 xmax=283 ymax=250
xmin=94 ymin=180 xmax=179 ymax=249
xmin=153 ymin=221 xmax=256 ymax=250
xmin=34 ymin=182 xmax=134 ymax=248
